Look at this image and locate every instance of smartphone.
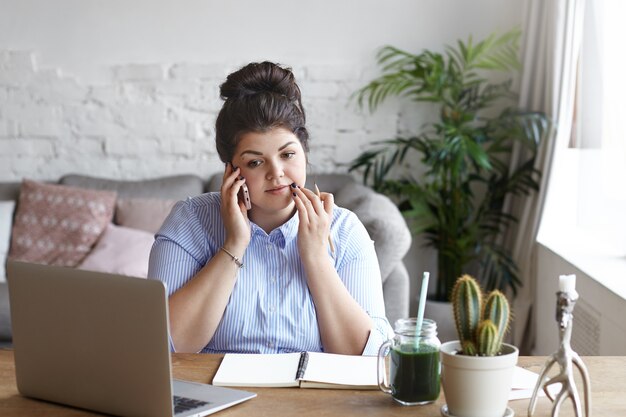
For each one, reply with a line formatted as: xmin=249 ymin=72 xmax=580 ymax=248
xmin=239 ymin=183 xmax=252 ymax=210
xmin=230 ymin=163 xmax=252 ymax=210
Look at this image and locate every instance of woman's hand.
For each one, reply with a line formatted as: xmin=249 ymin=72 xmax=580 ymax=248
xmin=291 ymin=186 xmax=373 ymax=354
xmin=220 ymin=163 xmax=251 ymax=253
xmin=292 ymin=185 xmax=334 ymax=259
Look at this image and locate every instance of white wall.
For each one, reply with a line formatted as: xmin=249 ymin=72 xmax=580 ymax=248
xmin=0 ymin=0 xmax=523 ymax=182
xmin=0 ymin=0 xmax=522 ymax=85
xmin=535 ymin=244 xmax=626 ymax=355
xmin=0 ymin=0 xmax=524 ymax=313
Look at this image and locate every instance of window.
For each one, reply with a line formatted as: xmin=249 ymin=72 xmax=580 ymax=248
xmin=538 ymin=0 xmax=626 ymax=278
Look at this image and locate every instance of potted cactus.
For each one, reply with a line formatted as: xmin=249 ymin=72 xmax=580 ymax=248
xmin=440 ymin=275 xmax=518 ymax=417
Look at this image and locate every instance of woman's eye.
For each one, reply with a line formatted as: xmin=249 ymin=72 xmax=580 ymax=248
xmin=282 ymin=152 xmax=296 ymax=159
xmin=247 ymin=160 xmax=262 ymax=168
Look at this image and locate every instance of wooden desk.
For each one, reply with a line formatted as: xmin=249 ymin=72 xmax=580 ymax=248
xmin=0 ymin=349 xmax=624 ymax=416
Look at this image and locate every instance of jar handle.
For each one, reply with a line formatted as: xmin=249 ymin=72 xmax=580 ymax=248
xmin=377 ymin=339 xmax=393 ymax=394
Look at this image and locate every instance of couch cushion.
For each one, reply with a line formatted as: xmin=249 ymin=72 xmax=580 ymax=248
xmin=9 ymin=179 xmax=116 ymax=267
xmin=78 ymin=224 xmax=154 ymax=278
xmin=304 ymin=173 xmax=355 ymax=194
xmin=334 ymin=183 xmax=411 ymax=281
xmin=61 ymin=174 xmax=204 ymax=201
xmin=115 ymin=198 xmax=177 ymax=234
xmin=0 ymin=201 xmax=15 ymax=282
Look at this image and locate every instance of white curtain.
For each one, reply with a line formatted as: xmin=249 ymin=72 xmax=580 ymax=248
xmin=505 ymin=0 xmax=586 ymax=354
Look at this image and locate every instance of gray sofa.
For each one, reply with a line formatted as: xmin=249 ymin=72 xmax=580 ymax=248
xmin=0 ymin=173 xmax=411 ymax=346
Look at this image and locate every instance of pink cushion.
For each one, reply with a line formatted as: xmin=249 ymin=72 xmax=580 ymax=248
xmin=115 ymin=198 xmax=177 ymax=234
xmin=9 ymin=179 xmax=116 ymax=267
xmin=78 ymin=224 xmax=154 ymax=278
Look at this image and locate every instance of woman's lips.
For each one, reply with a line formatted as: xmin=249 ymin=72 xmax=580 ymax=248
xmin=266 ymin=185 xmax=289 ymax=195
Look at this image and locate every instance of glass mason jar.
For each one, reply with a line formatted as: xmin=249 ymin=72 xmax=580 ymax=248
xmin=377 ymin=318 xmax=441 ymax=405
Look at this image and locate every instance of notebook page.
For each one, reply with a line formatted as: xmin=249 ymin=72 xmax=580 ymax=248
xmin=300 ymin=352 xmax=378 ymax=387
xmin=212 ymin=352 xmax=302 ymax=387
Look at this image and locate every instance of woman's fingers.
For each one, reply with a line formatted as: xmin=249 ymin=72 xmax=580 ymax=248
xmin=220 ymin=164 xmax=251 ymax=250
xmin=292 ymin=185 xmax=333 ymax=255
xmin=295 ymin=186 xmax=324 ymax=216
xmin=220 ymin=164 xmax=247 ymax=209
xmin=219 ymin=162 xmax=249 ymax=220
xmin=292 ymin=186 xmax=309 ymax=225
xmin=221 ymin=163 xmax=237 ymax=189
xmin=292 ymin=185 xmax=331 ymax=226
xmin=320 ymin=191 xmax=334 ymax=216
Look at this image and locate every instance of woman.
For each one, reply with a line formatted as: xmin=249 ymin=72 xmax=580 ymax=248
xmin=148 ymin=62 xmax=391 ymax=355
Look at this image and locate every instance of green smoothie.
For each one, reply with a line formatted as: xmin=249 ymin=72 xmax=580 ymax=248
xmin=389 ymin=343 xmax=440 ymax=404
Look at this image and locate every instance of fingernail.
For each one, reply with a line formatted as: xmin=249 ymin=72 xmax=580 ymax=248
xmin=238 ymin=176 xmax=244 ymax=180
xmin=291 ymin=183 xmax=297 ymax=188
xmin=292 ymin=192 xmax=297 ymax=197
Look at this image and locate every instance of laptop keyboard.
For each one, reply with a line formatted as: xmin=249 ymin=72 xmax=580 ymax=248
xmin=173 ymin=395 xmax=211 ymax=415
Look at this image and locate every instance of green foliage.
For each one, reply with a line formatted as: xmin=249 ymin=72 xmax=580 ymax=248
xmin=349 ymin=29 xmax=551 ymax=300
xmin=451 ymin=275 xmax=511 ymax=356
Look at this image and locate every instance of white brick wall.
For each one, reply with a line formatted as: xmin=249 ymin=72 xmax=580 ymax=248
xmin=0 ymin=50 xmax=416 ymax=182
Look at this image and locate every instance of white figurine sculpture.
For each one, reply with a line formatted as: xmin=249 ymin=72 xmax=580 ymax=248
xmin=528 ymin=275 xmax=591 ymax=417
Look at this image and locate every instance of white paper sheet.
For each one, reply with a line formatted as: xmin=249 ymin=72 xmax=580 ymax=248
xmin=510 ymin=366 xmax=561 ymax=401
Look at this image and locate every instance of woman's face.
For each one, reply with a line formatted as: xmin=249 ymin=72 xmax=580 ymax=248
xmin=232 ymin=127 xmax=307 ymax=216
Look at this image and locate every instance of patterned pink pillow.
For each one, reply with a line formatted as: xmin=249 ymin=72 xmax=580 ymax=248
xmin=9 ymin=179 xmax=117 ymax=267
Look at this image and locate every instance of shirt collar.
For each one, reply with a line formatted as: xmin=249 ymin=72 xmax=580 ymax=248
xmin=250 ymin=212 xmax=299 ymax=249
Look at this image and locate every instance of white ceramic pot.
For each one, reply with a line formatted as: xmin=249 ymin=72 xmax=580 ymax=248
xmin=440 ymin=341 xmax=518 ymax=417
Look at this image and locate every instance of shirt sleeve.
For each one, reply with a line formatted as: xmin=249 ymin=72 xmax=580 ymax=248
xmin=333 ymin=211 xmax=394 ymax=355
xmin=147 ymin=198 xmax=213 ymax=296
xmin=148 ymin=197 xmax=222 ymax=353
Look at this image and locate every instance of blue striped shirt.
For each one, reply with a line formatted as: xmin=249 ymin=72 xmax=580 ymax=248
xmin=147 ymin=192 xmax=392 ymax=355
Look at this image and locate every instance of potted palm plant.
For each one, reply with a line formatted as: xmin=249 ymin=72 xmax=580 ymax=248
xmin=349 ymin=30 xmax=550 ymax=303
xmin=440 ymin=274 xmax=517 ymax=417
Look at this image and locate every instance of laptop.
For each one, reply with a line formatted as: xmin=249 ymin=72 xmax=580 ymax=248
xmin=6 ymin=261 xmax=256 ymax=417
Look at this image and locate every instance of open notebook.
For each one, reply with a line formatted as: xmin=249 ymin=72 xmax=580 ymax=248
xmin=213 ymin=352 xmax=378 ymax=389
xmin=212 ymin=351 xmax=561 ymax=398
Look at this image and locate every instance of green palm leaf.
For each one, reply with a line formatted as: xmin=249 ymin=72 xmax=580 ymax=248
xmin=349 ymin=29 xmax=552 ymax=300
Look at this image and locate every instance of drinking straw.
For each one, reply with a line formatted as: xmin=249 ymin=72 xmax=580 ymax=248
xmin=414 ymin=271 xmax=430 ymax=349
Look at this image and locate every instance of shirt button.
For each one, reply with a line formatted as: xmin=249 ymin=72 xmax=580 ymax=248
xmin=270 ymin=277 xmax=276 ymax=283
xmin=268 ymin=341 xmax=275 ymax=348
xmin=269 ymin=306 xmax=276 ymax=313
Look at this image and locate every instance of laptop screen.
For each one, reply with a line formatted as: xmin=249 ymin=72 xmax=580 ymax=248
xmin=8 ymin=261 xmax=176 ymax=417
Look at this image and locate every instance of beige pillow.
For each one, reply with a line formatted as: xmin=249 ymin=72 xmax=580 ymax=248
xmin=9 ymin=179 xmax=116 ymax=267
xmin=115 ymin=198 xmax=177 ymax=234
xmin=78 ymin=224 xmax=154 ymax=278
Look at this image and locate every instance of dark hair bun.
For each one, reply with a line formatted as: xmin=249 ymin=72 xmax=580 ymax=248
xmin=220 ymin=61 xmax=301 ymax=102
xmin=215 ymin=61 xmax=309 ymax=162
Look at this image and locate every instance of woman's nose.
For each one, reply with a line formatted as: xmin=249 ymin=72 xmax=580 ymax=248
xmin=266 ymin=161 xmax=285 ymax=180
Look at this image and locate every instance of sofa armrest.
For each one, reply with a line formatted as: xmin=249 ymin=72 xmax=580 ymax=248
xmin=334 ymin=183 xmax=412 ymax=281
xmin=383 ymin=263 xmax=410 ymax=326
